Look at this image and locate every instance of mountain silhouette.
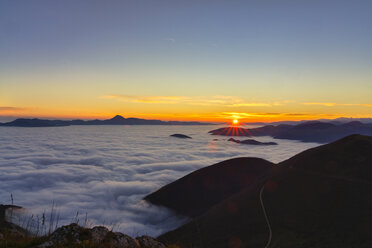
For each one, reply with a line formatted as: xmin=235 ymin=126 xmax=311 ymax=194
xmin=105 ymin=115 xmax=127 ymax=124
xmin=146 ymin=135 xmax=372 ymax=247
xmin=0 ymin=115 xmax=212 ymax=127
xmin=209 ymin=121 xmax=372 ymax=143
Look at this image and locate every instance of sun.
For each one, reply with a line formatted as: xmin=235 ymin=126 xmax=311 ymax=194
xmin=232 ymin=119 xmax=239 ymax=125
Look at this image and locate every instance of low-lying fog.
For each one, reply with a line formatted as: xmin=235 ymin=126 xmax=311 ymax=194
xmin=0 ymin=125 xmax=318 ymax=236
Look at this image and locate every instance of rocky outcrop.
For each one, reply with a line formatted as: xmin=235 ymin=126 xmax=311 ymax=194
xmin=38 ymin=223 xmax=165 ymax=248
xmin=112 ymin=232 xmax=141 ymax=248
xmin=136 ymin=236 xmax=166 ymax=248
xmin=1 ymin=204 xmax=165 ymax=248
xmin=47 ymin=223 xmax=89 ymax=245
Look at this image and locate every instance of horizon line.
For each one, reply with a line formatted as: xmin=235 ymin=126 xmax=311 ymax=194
xmin=1 ymin=114 xmax=372 ymax=125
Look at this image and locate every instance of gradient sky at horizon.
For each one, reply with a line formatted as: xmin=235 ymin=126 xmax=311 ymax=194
xmin=1 ymin=0 xmax=372 ymax=122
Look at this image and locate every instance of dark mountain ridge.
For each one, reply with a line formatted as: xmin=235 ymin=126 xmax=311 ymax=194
xmin=0 ymin=115 xmax=212 ymax=127
xmin=146 ymin=134 xmax=372 ymax=248
xmin=209 ymin=121 xmax=372 ymax=143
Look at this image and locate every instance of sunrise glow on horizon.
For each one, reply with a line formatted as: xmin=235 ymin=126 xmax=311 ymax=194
xmin=1 ymin=0 xmax=372 ymax=123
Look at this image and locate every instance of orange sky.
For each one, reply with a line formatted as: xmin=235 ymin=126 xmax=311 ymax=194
xmin=1 ymin=95 xmax=372 ymax=123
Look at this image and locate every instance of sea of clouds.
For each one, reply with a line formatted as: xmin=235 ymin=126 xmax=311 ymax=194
xmin=0 ymin=125 xmax=319 ymax=237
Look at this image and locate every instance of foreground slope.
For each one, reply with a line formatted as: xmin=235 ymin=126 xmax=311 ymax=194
xmin=149 ymin=135 xmax=372 ymax=248
xmin=145 ymin=158 xmax=274 ymax=217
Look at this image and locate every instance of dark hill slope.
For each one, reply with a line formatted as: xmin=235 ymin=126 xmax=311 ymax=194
xmin=145 ymin=157 xmax=274 ymax=217
xmin=261 ymin=169 xmax=372 ymax=248
xmin=154 ymin=135 xmax=372 ymax=248
xmin=160 ymin=171 xmax=372 ymax=248
xmin=159 ymin=181 xmax=269 ymax=248
xmin=279 ymin=134 xmax=372 ymax=181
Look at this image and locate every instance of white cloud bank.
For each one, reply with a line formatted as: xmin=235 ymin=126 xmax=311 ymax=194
xmin=0 ymin=125 xmax=318 ymax=237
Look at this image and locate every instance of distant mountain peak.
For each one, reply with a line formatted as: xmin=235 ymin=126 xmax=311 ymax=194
xmin=110 ymin=115 xmax=126 ymax=121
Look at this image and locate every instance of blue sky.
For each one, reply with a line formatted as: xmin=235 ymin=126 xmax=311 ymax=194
xmin=1 ymin=0 xmax=371 ymax=121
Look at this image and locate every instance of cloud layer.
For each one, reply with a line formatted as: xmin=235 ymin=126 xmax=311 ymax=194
xmin=101 ymin=94 xmax=281 ymax=107
xmin=0 ymin=125 xmax=318 ymax=237
xmin=302 ymin=102 xmax=372 ymax=107
xmin=0 ymin=106 xmax=30 ymax=113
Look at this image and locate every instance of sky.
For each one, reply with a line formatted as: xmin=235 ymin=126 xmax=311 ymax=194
xmin=1 ymin=0 xmax=372 ymax=122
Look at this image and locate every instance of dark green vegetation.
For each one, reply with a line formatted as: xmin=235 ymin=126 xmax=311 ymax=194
xmin=209 ymin=121 xmax=372 ymax=143
xmin=146 ymin=135 xmax=372 ymax=248
xmin=0 ymin=115 xmax=211 ymax=127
